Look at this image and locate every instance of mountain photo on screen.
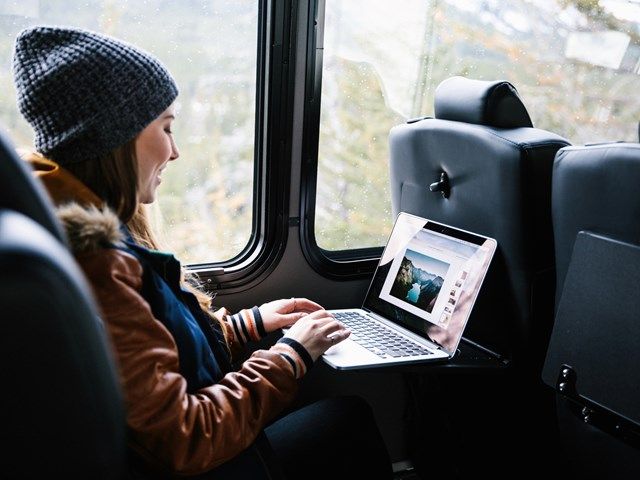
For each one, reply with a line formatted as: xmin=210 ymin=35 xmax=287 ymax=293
xmin=389 ymin=249 xmax=450 ymax=314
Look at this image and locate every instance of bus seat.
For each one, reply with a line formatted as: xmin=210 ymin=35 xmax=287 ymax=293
xmin=552 ymin=143 xmax=640 ymax=306
xmin=389 ymin=77 xmax=570 ymax=477
xmin=0 ymin=133 xmax=65 ymax=244
xmin=389 ymin=76 xmax=570 ymax=369
xmin=544 ymin=143 xmax=640 ymax=477
xmin=0 ymin=130 xmax=126 ymax=478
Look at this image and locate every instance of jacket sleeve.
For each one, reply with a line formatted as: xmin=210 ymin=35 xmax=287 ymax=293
xmin=76 ymin=249 xmax=300 ymax=475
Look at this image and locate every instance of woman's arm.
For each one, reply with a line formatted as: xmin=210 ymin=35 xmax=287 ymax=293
xmin=77 ymin=249 xmax=302 ymax=475
xmin=214 ymin=297 xmax=325 ymax=361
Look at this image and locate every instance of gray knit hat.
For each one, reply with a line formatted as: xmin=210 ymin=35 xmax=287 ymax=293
xmin=12 ymin=26 xmax=178 ymax=165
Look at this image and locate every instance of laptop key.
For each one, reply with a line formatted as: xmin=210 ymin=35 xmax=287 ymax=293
xmin=334 ymin=312 xmax=434 ymax=358
xmin=370 ymin=347 xmax=387 ymax=357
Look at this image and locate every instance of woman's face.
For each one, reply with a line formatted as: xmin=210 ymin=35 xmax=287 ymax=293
xmin=135 ymin=103 xmax=179 ymax=204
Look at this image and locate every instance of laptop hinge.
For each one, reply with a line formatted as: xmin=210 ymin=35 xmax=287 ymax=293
xmin=555 ymin=364 xmax=640 ymax=449
xmin=459 ymin=336 xmax=506 ymax=362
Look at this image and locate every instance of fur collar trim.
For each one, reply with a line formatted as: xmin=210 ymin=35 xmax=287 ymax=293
xmin=57 ymin=203 xmax=124 ymax=254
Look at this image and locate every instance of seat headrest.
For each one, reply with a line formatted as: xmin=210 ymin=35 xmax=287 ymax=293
xmin=0 ymin=210 xmax=126 ymax=477
xmin=434 ymin=76 xmax=533 ymax=128
xmin=0 ymin=129 xmax=65 ymax=243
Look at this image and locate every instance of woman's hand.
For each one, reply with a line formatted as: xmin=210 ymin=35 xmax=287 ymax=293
xmin=283 ymin=310 xmax=351 ymax=361
xmin=259 ymin=297 xmax=323 ymax=333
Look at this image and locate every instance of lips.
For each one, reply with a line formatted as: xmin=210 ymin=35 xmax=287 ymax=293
xmin=156 ymin=165 xmax=167 ymax=183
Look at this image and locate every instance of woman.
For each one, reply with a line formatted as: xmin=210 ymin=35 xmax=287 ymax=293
xmin=12 ymin=26 xmax=392 ymax=478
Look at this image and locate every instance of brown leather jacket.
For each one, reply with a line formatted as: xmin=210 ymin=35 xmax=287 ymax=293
xmin=29 ymin=155 xmax=301 ymax=475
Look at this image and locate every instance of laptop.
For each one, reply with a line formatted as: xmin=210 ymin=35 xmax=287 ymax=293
xmin=322 ymin=212 xmax=497 ymax=370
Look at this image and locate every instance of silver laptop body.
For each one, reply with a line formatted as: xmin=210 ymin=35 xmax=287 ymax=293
xmin=323 ymin=212 xmax=497 ymax=370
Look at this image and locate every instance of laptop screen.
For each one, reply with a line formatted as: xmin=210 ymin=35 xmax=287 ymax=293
xmin=363 ymin=213 xmax=496 ymax=355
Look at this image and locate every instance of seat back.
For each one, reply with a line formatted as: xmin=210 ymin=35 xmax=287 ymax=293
xmin=0 ymin=131 xmax=65 ymax=242
xmin=389 ymin=76 xmax=570 ymax=367
xmin=390 ymin=78 xmax=571 ymax=476
xmin=552 ymin=143 xmax=640 ymax=305
xmin=545 ymin=143 xmax=640 ymax=477
xmin=0 ymin=130 xmax=126 ymax=478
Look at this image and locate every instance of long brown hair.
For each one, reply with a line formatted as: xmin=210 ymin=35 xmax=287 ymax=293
xmin=61 ymin=141 xmax=229 ymax=344
xmin=63 ymin=140 xmax=139 ymax=223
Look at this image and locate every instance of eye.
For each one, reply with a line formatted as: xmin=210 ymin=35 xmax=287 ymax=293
xmin=164 ymin=127 xmax=173 ymax=134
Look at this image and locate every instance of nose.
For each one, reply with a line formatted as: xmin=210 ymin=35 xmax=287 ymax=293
xmin=169 ymin=136 xmax=179 ymax=161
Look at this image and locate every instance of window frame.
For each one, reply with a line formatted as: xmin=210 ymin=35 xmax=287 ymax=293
xmin=299 ymin=0 xmax=382 ymax=279
xmin=190 ymin=0 xmax=298 ymax=293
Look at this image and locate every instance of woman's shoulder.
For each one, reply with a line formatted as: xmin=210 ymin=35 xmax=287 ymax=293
xmin=53 ymin=201 xmax=143 ymax=281
xmin=56 ymin=202 xmax=124 ymax=254
xmin=52 ymin=201 xmax=183 ymax=293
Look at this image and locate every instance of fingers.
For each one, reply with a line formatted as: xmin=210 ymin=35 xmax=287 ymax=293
xmin=292 ymin=311 xmax=342 ymax=333
xmin=283 ymin=309 xmax=329 ymax=333
xmin=319 ymin=319 xmax=346 ymax=336
xmin=279 ymin=311 xmax=309 ymax=327
xmin=326 ymin=328 xmax=351 ymax=346
xmin=279 ymin=308 xmax=332 ymax=327
xmin=289 ymin=297 xmax=324 ymax=313
xmin=305 ymin=317 xmax=350 ymax=353
xmin=283 ymin=313 xmax=350 ymax=361
xmin=314 ymin=319 xmax=351 ymax=350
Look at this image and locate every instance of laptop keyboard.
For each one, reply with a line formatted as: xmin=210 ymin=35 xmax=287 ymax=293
xmin=333 ymin=311 xmax=433 ymax=359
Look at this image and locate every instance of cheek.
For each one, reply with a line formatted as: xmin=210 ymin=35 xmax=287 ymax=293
xmin=136 ymin=134 xmax=167 ymax=176
xmin=148 ymin=136 xmax=173 ymax=163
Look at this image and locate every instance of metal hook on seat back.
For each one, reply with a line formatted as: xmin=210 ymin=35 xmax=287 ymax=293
xmin=429 ymin=171 xmax=450 ymax=198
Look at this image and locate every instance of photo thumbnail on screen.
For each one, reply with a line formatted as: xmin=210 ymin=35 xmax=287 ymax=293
xmin=389 ymin=249 xmax=450 ymax=314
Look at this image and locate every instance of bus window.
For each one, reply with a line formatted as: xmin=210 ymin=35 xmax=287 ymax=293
xmin=311 ymin=0 xmax=640 ymax=254
xmin=0 ymin=0 xmax=259 ymax=265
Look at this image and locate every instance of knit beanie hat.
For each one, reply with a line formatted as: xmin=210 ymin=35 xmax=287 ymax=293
xmin=12 ymin=26 xmax=178 ymax=165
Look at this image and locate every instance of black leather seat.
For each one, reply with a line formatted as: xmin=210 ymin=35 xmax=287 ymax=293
xmin=389 ymin=77 xmax=570 ymax=476
xmin=552 ymin=143 xmax=640 ymax=304
xmin=389 ymin=75 xmax=570 ymax=370
xmin=544 ymin=142 xmax=640 ymax=478
xmin=0 ymin=130 xmax=126 ymax=478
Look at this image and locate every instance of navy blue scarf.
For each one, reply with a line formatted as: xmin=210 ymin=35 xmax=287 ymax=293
xmin=117 ymin=234 xmax=231 ymax=392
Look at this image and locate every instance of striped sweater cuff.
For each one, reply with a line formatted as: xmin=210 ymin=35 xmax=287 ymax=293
xmin=252 ymin=306 xmax=267 ymax=337
xmin=271 ymin=343 xmax=307 ymax=379
xmin=226 ymin=307 xmax=267 ymax=345
xmin=277 ymin=337 xmax=314 ymax=374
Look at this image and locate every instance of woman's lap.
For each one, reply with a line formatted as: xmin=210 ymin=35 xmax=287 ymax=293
xmin=264 ymin=395 xmax=393 ymax=479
